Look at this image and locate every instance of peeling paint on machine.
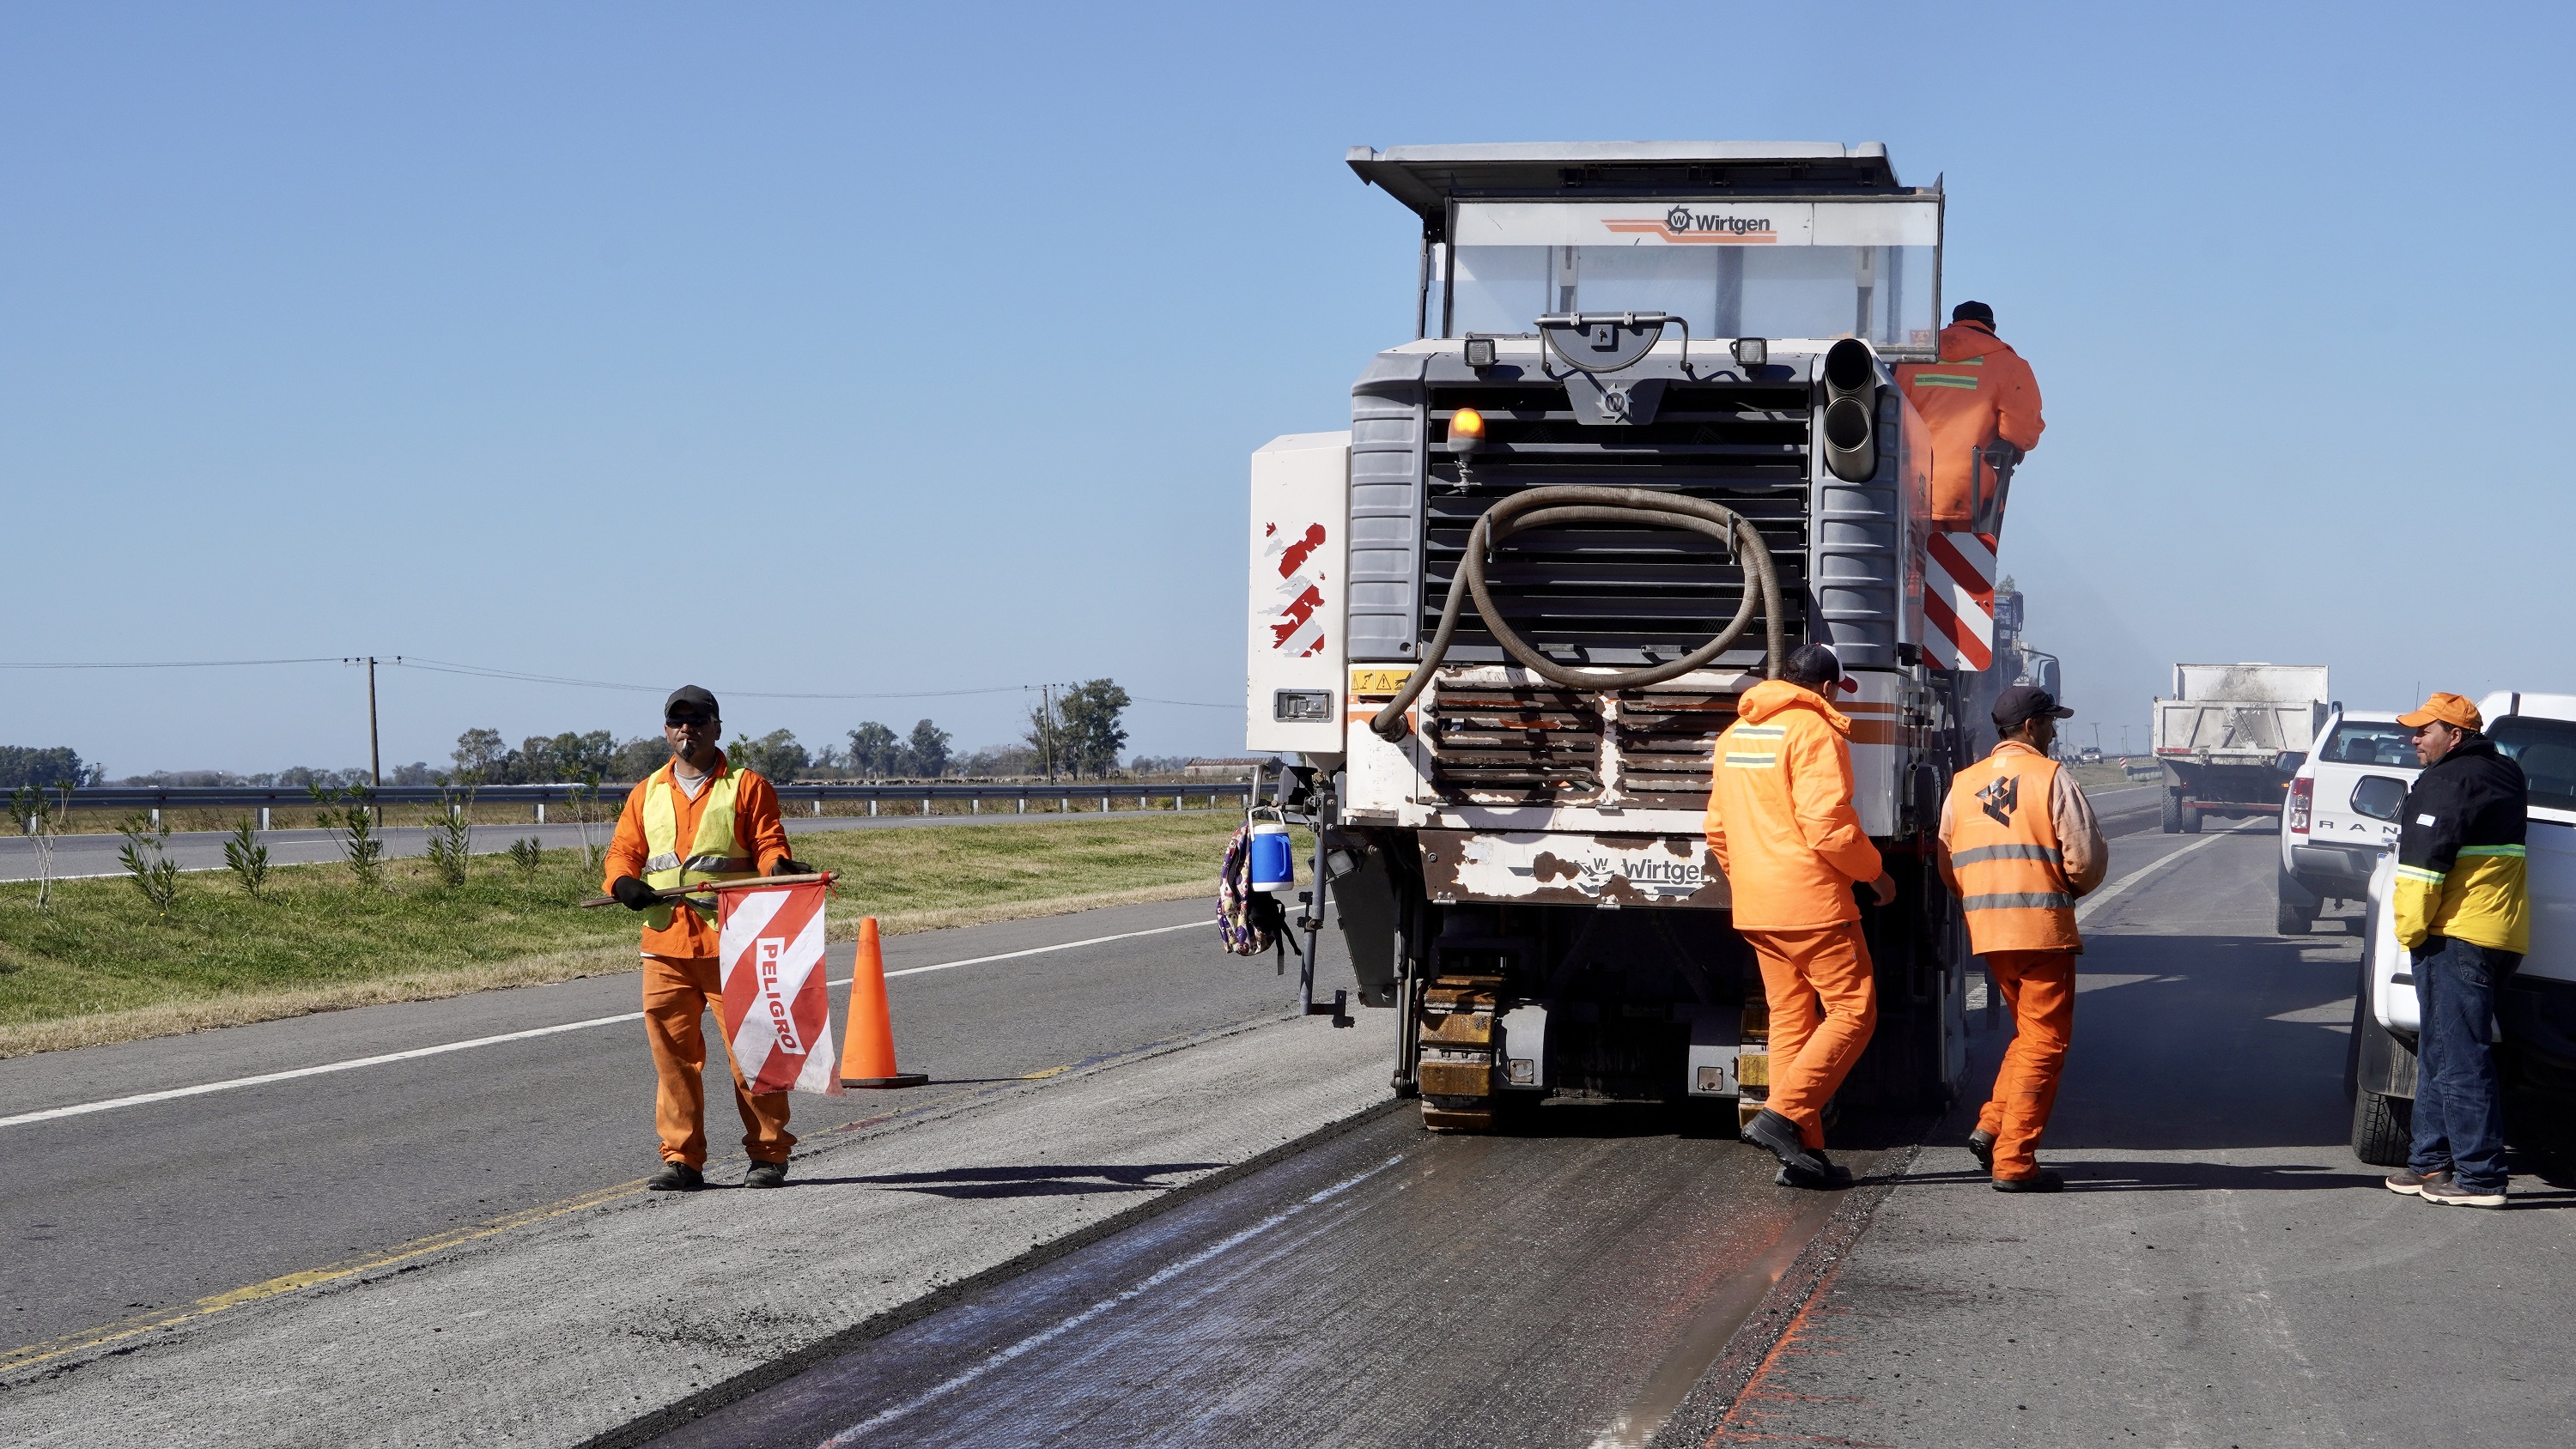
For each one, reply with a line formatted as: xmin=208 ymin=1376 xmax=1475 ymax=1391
xmin=1245 ymin=432 xmax=1352 ymax=755
xmin=1419 ymin=829 xmax=1732 ymax=909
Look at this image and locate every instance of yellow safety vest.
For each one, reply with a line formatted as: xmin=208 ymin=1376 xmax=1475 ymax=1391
xmin=641 ymin=765 xmax=759 ymax=930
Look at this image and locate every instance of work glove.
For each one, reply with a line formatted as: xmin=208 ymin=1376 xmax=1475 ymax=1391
xmin=1984 ymin=440 xmax=2026 ymax=470
xmin=769 ymin=857 xmax=816 ymax=877
xmin=611 ymin=876 xmax=659 ymax=912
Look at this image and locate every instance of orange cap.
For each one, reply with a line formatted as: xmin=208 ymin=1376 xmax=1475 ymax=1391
xmin=2397 ymin=692 xmax=2482 ymax=731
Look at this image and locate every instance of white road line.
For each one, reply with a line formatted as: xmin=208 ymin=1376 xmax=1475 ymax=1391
xmin=2075 ymin=824 xmax=2254 ymax=925
xmin=0 ymin=1012 xmax=647 ymax=1129
xmin=0 ymin=918 xmax=1218 ymax=1131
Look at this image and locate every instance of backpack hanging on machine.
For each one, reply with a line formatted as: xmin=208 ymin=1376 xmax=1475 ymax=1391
xmin=1217 ymin=809 xmax=1292 ymax=956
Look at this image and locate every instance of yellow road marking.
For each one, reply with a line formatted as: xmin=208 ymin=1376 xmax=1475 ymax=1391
xmin=0 ymin=1177 xmax=645 ymax=1376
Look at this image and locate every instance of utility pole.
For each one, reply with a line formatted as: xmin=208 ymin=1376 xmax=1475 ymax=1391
xmin=1040 ymin=683 xmax=1057 ymax=784
xmin=346 ymin=656 xmax=399 ymax=821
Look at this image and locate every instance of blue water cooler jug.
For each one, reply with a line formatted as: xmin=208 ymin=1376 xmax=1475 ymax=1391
xmin=1249 ymin=821 xmax=1294 ymax=893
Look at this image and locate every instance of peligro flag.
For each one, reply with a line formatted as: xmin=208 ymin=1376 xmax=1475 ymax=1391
xmin=718 ymin=881 xmax=844 ymax=1096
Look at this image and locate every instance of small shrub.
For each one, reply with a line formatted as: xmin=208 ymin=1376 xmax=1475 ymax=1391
xmin=308 ymin=785 xmax=386 ymax=887
xmin=9 ymin=781 xmax=70 ymax=908
xmin=507 ymin=837 xmax=544 ymax=879
xmin=222 ymin=819 xmax=270 ymax=896
xmin=422 ymin=779 xmax=475 ymax=888
xmin=115 ymin=815 xmax=182 ymax=919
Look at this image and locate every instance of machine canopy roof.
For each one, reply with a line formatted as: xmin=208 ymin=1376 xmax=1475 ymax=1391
xmin=1346 ymin=142 xmax=1918 ymax=233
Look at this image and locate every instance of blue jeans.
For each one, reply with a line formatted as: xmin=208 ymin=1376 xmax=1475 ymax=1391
xmin=2409 ymin=934 xmax=2519 ymax=1191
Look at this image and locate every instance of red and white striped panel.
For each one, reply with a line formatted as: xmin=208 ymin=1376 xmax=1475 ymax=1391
xmin=1922 ymin=530 xmax=1997 ymax=672
xmin=719 ymin=882 xmax=843 ymax=1096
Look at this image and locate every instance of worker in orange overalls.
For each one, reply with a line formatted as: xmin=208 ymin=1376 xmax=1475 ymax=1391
xmin=1707 ymin=644 xmax=1898 ymax=1189
xmin=603 ymin=686 xmax=811 ymax=1192
xmin=1937 ymin=684 xmax=2106 ymax=1192
xmin=1895 ymin=301 xmax=2046 ymax=530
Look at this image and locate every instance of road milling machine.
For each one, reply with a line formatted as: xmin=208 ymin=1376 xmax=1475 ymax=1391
xmin=1245 ymin=142 xmax=1982 ymax=1131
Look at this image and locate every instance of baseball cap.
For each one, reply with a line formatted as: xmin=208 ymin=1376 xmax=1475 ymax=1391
xmin=2397 ymin=692 xmax=2482 ymax=732
xmin=1783 ymin=642 xmax=1857 ymax=694
xmin=1992 ymin=685 xmax=2075 ymax=730
xmin=1951 ymin=300 xmax=1995 ymax=325
xmin=664 ymin=685 xmax=721 ymax=724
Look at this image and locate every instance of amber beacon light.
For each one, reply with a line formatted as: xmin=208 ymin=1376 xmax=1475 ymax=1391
xmin=1448 ymin=406 xmax=1485 ymax=458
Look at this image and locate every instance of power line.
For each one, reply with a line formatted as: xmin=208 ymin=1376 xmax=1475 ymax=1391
xmin=394 ymin=658 xmax=1039 ymax=701
xmin=0 ymin=653 xmax=1232 ymax=708
xmin=0 ymin=657 xmax=343 ymax=670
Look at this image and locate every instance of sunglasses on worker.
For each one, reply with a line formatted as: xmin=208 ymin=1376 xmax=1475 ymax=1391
xmin=665 ymin=716 xmax=716 ymax=730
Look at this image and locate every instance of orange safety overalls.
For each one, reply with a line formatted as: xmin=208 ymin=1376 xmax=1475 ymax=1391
xmin=1946 ymin=743 xmax=2081 ymax=1179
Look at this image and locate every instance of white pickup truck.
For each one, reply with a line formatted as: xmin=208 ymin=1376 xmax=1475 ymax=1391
xmin=2347 ymin=691 xmax=2576 ymax=1164
xmin=2277 ymin=709 xmax=2416 ymax=934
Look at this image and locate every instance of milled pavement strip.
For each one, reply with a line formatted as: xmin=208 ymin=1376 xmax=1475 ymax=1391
xmin=1 ymin=1009 xmax=1394 ymax=1447
xmin=0 ymin=920 xmax=1212 ymax=1130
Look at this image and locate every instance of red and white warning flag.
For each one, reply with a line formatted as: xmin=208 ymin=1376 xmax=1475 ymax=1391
xmin=718 ymin=881 xmax=844 ymax=1097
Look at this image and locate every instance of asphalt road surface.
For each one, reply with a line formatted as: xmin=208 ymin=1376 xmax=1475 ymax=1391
xmin=18 ymin=788 xmax=2408 ymax=1449
xmin=0 ymin=899 xmax=1358 ymax=1350
xmin=620 ymin=816 xmax=2213 ymax=1449
xmin=0 ymin=805 xmax=1212 ymax=883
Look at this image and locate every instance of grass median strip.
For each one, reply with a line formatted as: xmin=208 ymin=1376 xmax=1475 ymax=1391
xmin=0 ymin=813 xmax=1247 ymax=1057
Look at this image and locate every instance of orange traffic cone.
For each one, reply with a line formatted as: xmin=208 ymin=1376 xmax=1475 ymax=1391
xmin=841 ymin=916 xmax=927 ymax=1088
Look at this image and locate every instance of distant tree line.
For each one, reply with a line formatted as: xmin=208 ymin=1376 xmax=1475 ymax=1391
xmin=0 ymin=747 xmax=103 ymax=790
xmin=39 ymin=679 xmax=1151 ymax=791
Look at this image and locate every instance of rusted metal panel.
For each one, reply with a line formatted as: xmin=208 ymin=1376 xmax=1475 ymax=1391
xmin=1421 ymin=1012 xmax=1496 ymax=1046
xmin=1418 ymin=1060 xmax=1496 ymax=1096
xmin=1419 ymin=829 xmax=1732 ymax=909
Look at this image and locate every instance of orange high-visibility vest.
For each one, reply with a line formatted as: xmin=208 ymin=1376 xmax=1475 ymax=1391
xmin=1947 ymin=748 xmax=2080 ymax=954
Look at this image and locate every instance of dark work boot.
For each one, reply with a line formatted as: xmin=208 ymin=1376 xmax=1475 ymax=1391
xmin=647 ymin=1161 xmax=705 ymax=1192
xmin=1742 ymin=1108 xmax=1832 ymax=1179
xmin=1776 ymin=1152 xmax=1854 ymax=1190
xmin=1991 ymin=1167 xmax=2065 ymax=1193
xmin=744 ymin=1159 xmax=789 ymax=1191
xmin=1968 ymin=1129 xmax=1996 ymax=1172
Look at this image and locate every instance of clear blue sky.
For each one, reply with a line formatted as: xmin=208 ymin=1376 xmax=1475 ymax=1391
xmin=7 ymin=3 xmax=2570 ymax=775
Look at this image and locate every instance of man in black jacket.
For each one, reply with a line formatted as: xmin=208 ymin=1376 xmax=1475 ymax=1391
xmin=2385 ymin=692 xmax=2529 ymax=1209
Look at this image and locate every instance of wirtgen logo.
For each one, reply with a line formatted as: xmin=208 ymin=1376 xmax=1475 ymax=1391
xmin=1603 ymin=209 xmax=1777 ymax=244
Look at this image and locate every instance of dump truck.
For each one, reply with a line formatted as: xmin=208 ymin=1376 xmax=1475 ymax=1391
xmin=1245 ymin=141 xmax=1978 ymax=1131
xmin=2153 ymin=663 xmax=2329 ymax=834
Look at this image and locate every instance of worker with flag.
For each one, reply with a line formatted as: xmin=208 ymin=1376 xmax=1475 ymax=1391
xmin=1707 ymin=644 xmax=1899 ymax=1189
xmin=1937 ymin=685 xmax=2107 ymax=1193
xmin=604 ymin=686 xmax=814 ymax=1191
xmin=1895 ymin=300 xmax=2046 ymax=531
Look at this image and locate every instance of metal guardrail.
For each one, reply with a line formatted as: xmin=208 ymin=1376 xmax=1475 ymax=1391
xmin=27 ymin=780 xmax=1259 ymax=828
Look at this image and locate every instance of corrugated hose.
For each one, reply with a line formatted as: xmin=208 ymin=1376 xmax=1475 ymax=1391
xmin=1368 ymin=485 xmax=1783 ymax=742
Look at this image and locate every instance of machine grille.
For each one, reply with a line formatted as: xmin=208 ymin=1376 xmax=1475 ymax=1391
xmin=1425 ymin=684 xmax=1740 ymax=810
xmin=1610 ymin=691 xmax=1737 ymax=810
xmin=1422 ymin=383 xmax=1812 ymax=669
xmin=1425 ymin=685 xmax=1603 ymax=805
